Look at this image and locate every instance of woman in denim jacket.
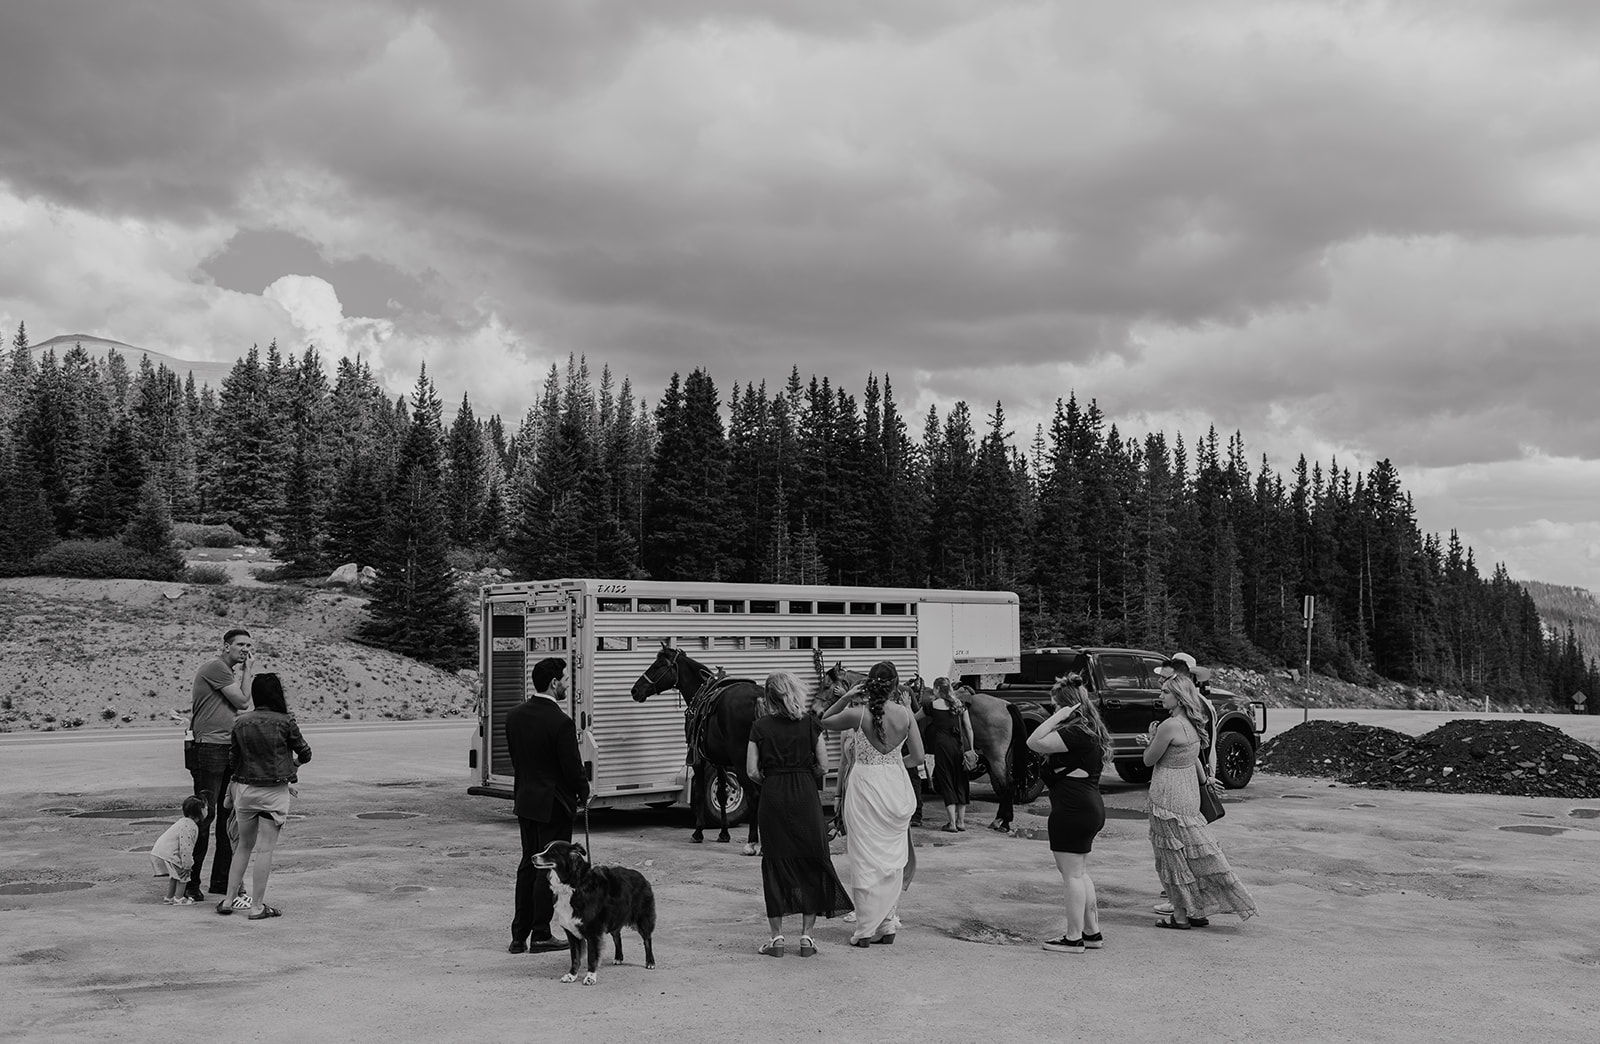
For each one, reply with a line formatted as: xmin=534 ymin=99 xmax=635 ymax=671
xmin=218 ymin=673 xmax=312 ymax=920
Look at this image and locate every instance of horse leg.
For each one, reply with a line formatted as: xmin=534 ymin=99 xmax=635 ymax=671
xmin=690 ymin=762 xmax=705 ymax=843
xmin=716 ymin=769 xmax=731 ymax=843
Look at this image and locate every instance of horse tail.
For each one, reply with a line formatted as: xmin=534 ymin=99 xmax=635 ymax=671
xmin=1003 ymin=702 xmax=1027 ymax=796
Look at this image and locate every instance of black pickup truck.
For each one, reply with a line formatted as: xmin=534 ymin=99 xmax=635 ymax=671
xmin=966 ymin=647 xmax=1266 ymax=801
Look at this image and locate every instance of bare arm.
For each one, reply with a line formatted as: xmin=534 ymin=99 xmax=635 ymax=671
xmin=746 ymin=739 xmax=762 ymax=784
xmin=818 ymin=686 xmax=866 ymax=732
xmin=1143 ymin=718 xmax=1180 ymax=766
xmin=902 ymin=707 xmax=926 ymax=767
xmin=1027 ymin=705 xmax=1077 ymax=754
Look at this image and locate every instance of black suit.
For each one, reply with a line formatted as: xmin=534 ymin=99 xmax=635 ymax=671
xmin=506 ymin=691 xmax=590 ymax=944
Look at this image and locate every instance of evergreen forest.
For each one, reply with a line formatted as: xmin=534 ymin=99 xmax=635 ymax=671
xmin=1 ymin=324 xmax=1595 ymax=707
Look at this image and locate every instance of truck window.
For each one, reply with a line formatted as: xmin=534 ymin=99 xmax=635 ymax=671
xmin=1139 ymin=656 xmax=1166 ymax=686
xmin=1097 ymin=654 xmax=1143 ymax=689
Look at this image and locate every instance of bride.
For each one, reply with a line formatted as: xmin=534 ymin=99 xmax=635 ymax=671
xmin=819 ymin=661 xmax=926 ymax=947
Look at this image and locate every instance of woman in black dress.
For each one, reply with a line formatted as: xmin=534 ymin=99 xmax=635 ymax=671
xmin=924 ymin=678 xmax=977 ymax=831
xmin=746 ymin=671 xmax=853 ymax=957
xmin=1025 ymin=673 xmax=1109 ymax=954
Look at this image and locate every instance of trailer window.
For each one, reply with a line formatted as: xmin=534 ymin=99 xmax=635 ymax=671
xmin=818 ymin=601 xmax=845 ymax=615
xmin=750 ymin=600 xmax=779 ymax=614
xmin=881 ymin=636 xmax=908 ymax=649
xmin=850 ymin=636 xmax=878 ymax=649
xmin=676 ymin=636 xmax=710 ymax=650
xmin=597 ymin=598 xmax=632 ymax=612
xmin=637 ymin=598 xmax=670 ymax=613
xmin=818 ymin=635 xmax=846 ymax=649
xmin=528 ymin=637 xmax=568 ymax=652
xmin=880 ymin=603 xmax=908 ymax=615
xmin=749 ymin=636 xmax=779 ymax=650
xmin=675 ymin=599 xmax=707 ymax=613
xmin=712 ymin=636 xmax=745 ymax=650
xmin=787 ymin=601 xmax=813 ymax=613
xmin=849 ymin=602 xmax=877 ymax=615
xmin=714 ymin=600 xmax=744 ymax=614
xmin=789 ymin=636 xmax=815 ymax=650
xmin=597 ymin=636 xmax=632 ymax=651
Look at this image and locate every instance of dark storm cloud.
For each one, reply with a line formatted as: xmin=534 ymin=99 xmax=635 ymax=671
xmin=2 ymin=0 xmax=1599 ymax=479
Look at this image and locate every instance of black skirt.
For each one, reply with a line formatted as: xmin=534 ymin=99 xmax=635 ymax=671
xmin=1047 ymin=776 xmax=1105 ymax=854
xmin=756 ymin=769 xmax=852 ymax=918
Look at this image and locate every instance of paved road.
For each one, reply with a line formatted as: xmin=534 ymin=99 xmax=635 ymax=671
xmin=0 ymin=719 xmax=478 ymax=796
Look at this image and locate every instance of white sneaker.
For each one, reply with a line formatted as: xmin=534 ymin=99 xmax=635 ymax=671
xmin=231 ymin=894 xmax=254 ymax=910
xmin=842 ymin=911 xmax=857 ymax=923
xmin=171 ymin=895 xmax=196 ymax=906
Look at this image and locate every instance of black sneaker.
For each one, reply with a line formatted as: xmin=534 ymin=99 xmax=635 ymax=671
xmin=507 ymin=940 xmax=527 ymax=954
xmin=1083 ymin=932 xmax=1104 ymax=949
xmin=1042 ymin=936 xmax=1085 ymax=954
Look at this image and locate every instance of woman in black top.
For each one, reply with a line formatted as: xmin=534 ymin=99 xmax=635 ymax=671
xmin=746 ymin=671 xmax=853 ymax=958
xmin=1026 ymin=673 xmax=1110 ymax=954
xmin=923 ymin=678 xmax=977 ymax=831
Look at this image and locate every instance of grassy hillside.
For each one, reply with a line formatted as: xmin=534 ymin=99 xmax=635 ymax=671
xmin=1523 ymin=580 xmax=1600 ymax=665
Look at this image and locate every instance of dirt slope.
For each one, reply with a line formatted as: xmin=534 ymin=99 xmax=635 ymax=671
xmin=0 ymin=565 xmax=475 ymax=733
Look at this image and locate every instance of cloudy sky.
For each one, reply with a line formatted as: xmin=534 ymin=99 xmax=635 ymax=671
xmin=3 ymin=1 xmax=1598 ymax=589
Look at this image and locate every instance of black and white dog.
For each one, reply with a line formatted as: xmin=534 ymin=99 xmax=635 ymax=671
xmin=531 ymin=839 xmax=657 ymax=986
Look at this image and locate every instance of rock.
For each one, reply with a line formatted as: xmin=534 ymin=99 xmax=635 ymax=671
xmin=327 ymin=563 xmax=360 ymax=585
xmin=360 ymin=566 xmax=378 ymax=582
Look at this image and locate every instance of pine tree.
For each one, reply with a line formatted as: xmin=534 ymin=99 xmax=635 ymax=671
xmin=359 ymin=367 xmax=475 ymax=667
xmin=444 ymin=393 xmax=488 ymax=547
xmin=122 ymin=479 xmax=186 ymax=580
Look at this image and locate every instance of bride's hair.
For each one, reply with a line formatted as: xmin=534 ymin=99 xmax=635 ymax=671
xmin=864 ymin=661 xmax=899 ymax=743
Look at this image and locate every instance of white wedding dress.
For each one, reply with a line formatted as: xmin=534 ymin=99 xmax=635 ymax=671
xmin=843 ymin=730 xmax=916 ymax=943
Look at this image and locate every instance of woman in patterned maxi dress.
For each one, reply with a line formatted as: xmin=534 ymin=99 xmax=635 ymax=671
xmin=1143 ymin=665 xmax=1257 ymax=929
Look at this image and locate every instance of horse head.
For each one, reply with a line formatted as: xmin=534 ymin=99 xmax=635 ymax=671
xmin=631 ymin=641 xmax=683 ymax=702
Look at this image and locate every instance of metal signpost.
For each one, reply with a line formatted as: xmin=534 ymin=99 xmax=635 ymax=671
xmin=1302 ymin=595 xmax=1315 ymax=724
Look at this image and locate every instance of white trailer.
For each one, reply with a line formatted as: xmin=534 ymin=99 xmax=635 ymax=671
xmin=467 ymin=579 xmax=1020 ymax=814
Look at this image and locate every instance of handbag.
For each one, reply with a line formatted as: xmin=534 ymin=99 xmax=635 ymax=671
xmin=1198 ymin=775 xmax=1225 ymax=823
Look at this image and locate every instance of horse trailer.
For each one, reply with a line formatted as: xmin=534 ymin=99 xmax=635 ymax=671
xmin=467 ymin=579 xmax=1021 ymax=813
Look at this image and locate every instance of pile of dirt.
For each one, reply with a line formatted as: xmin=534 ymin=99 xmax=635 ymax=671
xmin=1343 ymin=719 xmax=1600 ymax=799
xmin=1257 ymin=720 xmax=1417 ymax=778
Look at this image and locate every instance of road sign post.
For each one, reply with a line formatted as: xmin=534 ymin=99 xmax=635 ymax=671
xmin=1302 ymin=595 xmax=1315 ymax=724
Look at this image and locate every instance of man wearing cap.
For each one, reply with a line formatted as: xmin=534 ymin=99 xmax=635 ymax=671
xmin=505 ymin=656 xmax=590 ymax=955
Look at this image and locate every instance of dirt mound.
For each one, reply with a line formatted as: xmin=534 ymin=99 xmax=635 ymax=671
xmin=1257 ymin=721 xmax=1416 ymax=778
xmin=1344 ymin=719 xmax=1600 ymax=799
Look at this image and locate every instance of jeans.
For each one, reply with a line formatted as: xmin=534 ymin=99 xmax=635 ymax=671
xmin=190 ymin=743 xmax=235 ymax=895
xmin=512 ymin=816 xmax=573 ymax=943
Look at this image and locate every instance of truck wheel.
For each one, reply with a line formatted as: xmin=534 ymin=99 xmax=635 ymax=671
xmin=1214 ymin=731 xmax=1255 ymax=789
xmin=698 ymin=768 xmax=750 ymax=825
xmin=1015 ymin=748 xmax=1048 ymax=805
xmin=1115 ymin=760 xmax=1153 ymax=785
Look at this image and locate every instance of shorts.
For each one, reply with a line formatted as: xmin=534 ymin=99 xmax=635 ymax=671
xmin=149 ymin=853 xmax=188 ymax=880
xmin=233 ymin=783 xmax=292 ymax=827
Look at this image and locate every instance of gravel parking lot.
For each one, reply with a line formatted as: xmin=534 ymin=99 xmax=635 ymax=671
xmin=2 ymin=719 xmax=1598 ymax=1044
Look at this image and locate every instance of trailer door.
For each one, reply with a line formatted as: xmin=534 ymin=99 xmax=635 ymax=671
xmin=482 ymin=590 xmax=575 ymax=790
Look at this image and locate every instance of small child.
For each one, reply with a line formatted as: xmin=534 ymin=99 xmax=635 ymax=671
xmin=150 ymin=796 xmax=205 ymax=905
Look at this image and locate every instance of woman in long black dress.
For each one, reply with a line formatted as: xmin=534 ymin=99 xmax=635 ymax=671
xmin=924 ymin=678 xmax=976 ymax=831
xmin=1025 ymin=673 xmax=1108 ymax=954
xmin=746 ymin=671 xmax=852 ymax=957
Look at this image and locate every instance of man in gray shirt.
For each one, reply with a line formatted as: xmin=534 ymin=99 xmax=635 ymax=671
xmin=186 ymin=628 xmax=253 ymax=903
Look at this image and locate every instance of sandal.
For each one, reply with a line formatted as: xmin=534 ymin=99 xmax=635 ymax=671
xmin=216 ymin=900 xmax=233 ymax=916
xmin=872 ymin=933 xmax=896 ymax=945
xmin=798 ymin=935 xmax=816 ymax=958
xmin=939 ymin=824 xmax=958 ymax=833
xmin=1154 ymin=915 xmax=1191 ymax=930
xmin=247 ymin=905 xmax=281 ymax=920
xmin=758 ymin=935 xmax=784 ymax=958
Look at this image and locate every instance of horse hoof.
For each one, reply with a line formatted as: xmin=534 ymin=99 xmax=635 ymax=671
xmin=691 ymin=834 xmax=704 ymax=844
xmin=742 ymin=843 xmax=761 ymax=856
xmin=716 ymin=834 xmax=731 ymax=844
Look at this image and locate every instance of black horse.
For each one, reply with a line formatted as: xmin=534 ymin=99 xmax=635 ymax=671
xmin=630 ymin=643 xmax=764 ymax=850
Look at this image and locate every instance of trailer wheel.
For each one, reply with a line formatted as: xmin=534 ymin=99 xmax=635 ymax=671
xmin=698 ymin=768 xmax=751 ymax=825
